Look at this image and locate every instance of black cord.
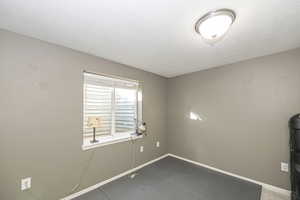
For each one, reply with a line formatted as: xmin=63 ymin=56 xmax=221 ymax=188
xmin=130 ymin=135 xmax=136 ymax=169
xmin=67 ymin=150 xmax=96 ymax=196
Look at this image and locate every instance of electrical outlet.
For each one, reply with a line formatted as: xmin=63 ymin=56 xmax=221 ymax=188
xmin=140 ymin=146 xmax=144 ymax=152
xmin=156 ymin=141 xmax=160 ymax=147
xmin=281 ymin=162 xmax=289 ymax=172
xmin=21 ymin=177 xmax=31 ymax=191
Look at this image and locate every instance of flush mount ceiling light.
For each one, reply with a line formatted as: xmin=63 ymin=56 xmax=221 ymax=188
xmin=195 ymin=9 xmax=236 ymax=44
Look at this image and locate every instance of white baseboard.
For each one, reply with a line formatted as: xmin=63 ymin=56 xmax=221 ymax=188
xmin=62 ymin=153 xmax=291 ymax=200
xmin=168 ymin=153 xmax=291 ymax=197
xmin=61 ymin=154 xmax=169 ymax=200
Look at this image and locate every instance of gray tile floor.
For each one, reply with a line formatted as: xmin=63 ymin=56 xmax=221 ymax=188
xmin=75 ymin=156 xmax=262 ymax=200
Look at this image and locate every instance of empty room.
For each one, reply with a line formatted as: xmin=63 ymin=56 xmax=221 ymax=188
xmin=1 ymin=1 xmax=300 ymax=200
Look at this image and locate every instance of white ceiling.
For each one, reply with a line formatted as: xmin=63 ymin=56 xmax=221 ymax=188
xmin=1 ymin=0 xmax=300 ymax=77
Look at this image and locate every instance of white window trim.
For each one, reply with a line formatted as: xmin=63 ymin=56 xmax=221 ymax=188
xmin=82 ymin=71 xmax=143 ymax=151
xmin=82 ymin=132 xmax=143 ymax=151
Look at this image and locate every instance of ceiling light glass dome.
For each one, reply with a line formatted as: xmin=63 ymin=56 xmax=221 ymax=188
xmin=195 ymin=9 xmax=236 ymax=44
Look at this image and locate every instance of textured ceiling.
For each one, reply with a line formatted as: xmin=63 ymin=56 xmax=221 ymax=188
xmin=1 ymin=0 xmax=300 ymax=77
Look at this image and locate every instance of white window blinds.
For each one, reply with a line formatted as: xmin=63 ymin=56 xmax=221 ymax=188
xmin=83 ymin=72 xmax=139 ymax=137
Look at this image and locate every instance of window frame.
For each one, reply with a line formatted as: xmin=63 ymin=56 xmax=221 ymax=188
xmin=82 ymin=71 xmax=143 ymax=150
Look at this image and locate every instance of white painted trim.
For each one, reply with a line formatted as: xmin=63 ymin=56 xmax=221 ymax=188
xmin=82 ymin=134 xmax=143 ymax=151
xmin=62 ymin=153 xmax=291 ymax=200
xmin=61 ymin=154 xmax=169 ymax=200
xmin=168 ymin=153 xmax=291 ymax=197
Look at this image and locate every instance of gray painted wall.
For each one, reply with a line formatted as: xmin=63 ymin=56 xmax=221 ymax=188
xmin=0 ymin=30 xmax=167 ymax=200
xmin=167 ymin=48 xmax=300 ymax=190
xmin=1 ymin=29 xmax=299 ymax=199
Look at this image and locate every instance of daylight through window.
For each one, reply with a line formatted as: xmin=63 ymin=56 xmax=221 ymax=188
xmin=83 ymin=72 xmax=141 ymax=148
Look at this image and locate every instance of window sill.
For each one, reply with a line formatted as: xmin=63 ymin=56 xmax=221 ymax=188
xmin=82 ymin=133 xmax=143 ymax=151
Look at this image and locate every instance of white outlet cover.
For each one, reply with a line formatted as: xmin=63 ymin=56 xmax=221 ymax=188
xmin=281 ymin=162 xmax=289 ymax=172
xmin=140 ymin=146 xmax=144 ymax=152
xmin=21 ymin=177 xmax=31 ymax=191
xmin=156 ymin=141 xmax=160 ymax=147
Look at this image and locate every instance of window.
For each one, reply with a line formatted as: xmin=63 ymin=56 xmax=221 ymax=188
xmin=83 ymin=72 xmax=142 ymax=150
